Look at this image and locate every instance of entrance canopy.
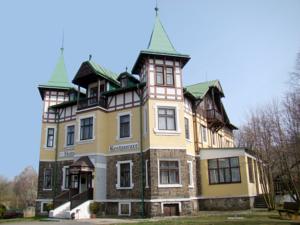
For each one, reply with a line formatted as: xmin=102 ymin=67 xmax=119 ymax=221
xmin=69 ymin=156 xmax=94 ymax=174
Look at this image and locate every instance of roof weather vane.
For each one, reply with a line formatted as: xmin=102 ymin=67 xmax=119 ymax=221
xmin=155 ymin=0 xmax=159 ymax=15
xmin=61 ymin=29 xmax=64 ymax=53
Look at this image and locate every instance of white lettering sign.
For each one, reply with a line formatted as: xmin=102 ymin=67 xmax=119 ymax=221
xmin=109 ymin=143 xmax=138 ymax=152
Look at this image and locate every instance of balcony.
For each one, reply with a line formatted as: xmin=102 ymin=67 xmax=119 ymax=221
xmin=206 ymin=109 xmax=225 ymax=132
xmin=77 ymin=96 xmax=107 ymax=110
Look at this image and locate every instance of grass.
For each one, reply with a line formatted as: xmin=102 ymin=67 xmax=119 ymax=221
xmin=119 ymin=210 xmax=300 ymax=225
xmin=0 ymin=216 xmax=48 ymax=224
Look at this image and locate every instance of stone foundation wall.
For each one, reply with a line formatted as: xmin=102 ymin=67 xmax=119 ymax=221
xmin=199 ymin=197 xmax=252 ymax=210
xmin=37 ymin=160 xmax=73 ymax=200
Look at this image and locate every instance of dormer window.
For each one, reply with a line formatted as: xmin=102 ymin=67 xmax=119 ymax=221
xmin=155 ymin=66 xmax=174 ymax=86
xmin=121 ymin=78 xmax=128 ymax=88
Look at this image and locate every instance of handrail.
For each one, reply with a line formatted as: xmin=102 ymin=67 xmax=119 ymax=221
xmin=70 ymin=188 xmax=93 ymax=209
xmin=53 ymin=190 xmax=70 ymax=208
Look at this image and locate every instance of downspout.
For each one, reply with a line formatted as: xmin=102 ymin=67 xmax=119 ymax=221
xmin=138 ymin=84 xmax=145 ymax=217
xmin=53 ymin=107 xmax=61 ymax=202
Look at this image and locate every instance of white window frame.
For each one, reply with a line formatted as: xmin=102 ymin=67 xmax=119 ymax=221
xmin=61 ymin=166 xmax=70 ymax=190
xmin=116 ymin=160 xmax=134 ymax=189
xmin=153 ymin=103 xmax=181 ymax=135
xmin=158 ymin=159 xmax=182 ymax=188
xmin=187 ymin=161 xmax=194 ymax=188
xmin=116 ymin=111 xmax=132 ymax=141
xmin=118 ymin=202 xmax=131 ymax=216
xmin=145 ymin=160 xmax=149 ymax=188
xmin=77 ymin=114 xmax=95 ymax=144
xmin=43 ymin=168 xmax=53 ymax=191
xmin=40 ymin=200 xmax=52 ymax=213
xmin=64 ymin=123 xmax=76 ymax=148
xmin=44 ymin=125 xmax=57 ymax=149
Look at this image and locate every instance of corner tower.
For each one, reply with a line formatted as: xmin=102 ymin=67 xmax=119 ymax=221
xmin=132 ymin=9 xmax=190 ymax=101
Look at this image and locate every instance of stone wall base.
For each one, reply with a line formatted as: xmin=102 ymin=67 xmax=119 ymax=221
xmin=199 ymin=196 xmax=254 ymax=210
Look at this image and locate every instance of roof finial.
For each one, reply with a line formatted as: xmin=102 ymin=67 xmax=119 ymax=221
xmin=61 ymin=29 xmax=64 ymax=53
xmin=89 ymin=54 xmax=92 ymax=61
xmin=126 ymin=66 xmax=128 ymax=72
xmin=155 ymin=0 xmax=159 ymax=16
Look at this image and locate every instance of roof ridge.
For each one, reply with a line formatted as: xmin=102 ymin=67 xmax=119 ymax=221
xmin=185 ymin=79 xmax=219 ymax=88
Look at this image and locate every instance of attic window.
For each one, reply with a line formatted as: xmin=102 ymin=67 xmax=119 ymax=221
xmin=121 ymin=78 xmax=128 ymax=88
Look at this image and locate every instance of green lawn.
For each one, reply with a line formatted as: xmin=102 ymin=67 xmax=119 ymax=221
xmin=121 ymin=211 xmax=300 ymax=225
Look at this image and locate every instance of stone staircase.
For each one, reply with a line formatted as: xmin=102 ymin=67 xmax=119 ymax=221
xmin=254 ymin=195 xmax=268 ymax=208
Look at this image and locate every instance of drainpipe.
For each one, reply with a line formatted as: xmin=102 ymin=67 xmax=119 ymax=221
xmin=53 ymin=107 xmax=61 ymax=202
xmin=138 ymin=84 xmax=145 ymax=217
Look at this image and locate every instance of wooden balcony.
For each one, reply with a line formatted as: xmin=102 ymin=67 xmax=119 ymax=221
xmin=77 ymin=96 xmax=107 ymax=110
xmin=206 ymin=109 xmax=225 ymax=132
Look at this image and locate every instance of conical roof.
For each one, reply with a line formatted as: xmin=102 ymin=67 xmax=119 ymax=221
xmin=40 ymin=49 xmax=73 ymax=89
xmin=147 ymin=15 xmax=178 ymax=55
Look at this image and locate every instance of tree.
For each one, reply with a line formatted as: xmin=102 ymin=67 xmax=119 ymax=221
xmin=13 ymin=166 xmax=37 ymax=208
xmin=236 ymin=52 xmax=300 ymax=208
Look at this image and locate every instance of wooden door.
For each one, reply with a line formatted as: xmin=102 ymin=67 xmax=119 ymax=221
xmin=163 ymin=204 xmax=179 ymax=216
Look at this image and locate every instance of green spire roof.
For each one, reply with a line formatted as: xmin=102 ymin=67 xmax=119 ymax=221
xmin=40 ymin=49 xmax=72 ymax=89
xmin=147 ymin=15 xmax=178 ymax=54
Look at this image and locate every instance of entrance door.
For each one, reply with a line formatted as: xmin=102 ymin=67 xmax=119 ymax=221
xmin=80 ymin=174 xmax=88 ymax=193
xmin=163 ymin=204 xmax=179 ymax=216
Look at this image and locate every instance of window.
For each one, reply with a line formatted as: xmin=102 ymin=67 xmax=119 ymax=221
xmin=166 ymin=67 xmax=174 ymax=85
xmin=208 ymin=157 xmax=241 ymax=184
xmin=212 ymin=131 xmax=216 ymax=145
xmin=80 ymin=117 xmax=93 ymax=140
xmin=116 ymin=161 xmax=133 ymax=189
xmin=121 ymin=78 xmax=128 ymax=88
xmin=89 ymin=87 xmax=98 ymax=105
xmin=43 ymin=168 xmax=52 ymax=190
xmin=118 ymin=202 xmax=131 ymax=216
xmin=248 ymin=157 xmax=254 ymax=183
xmin=66 ymin=125 xmax=75 ymax=146
xmin=155 ymin=66 xmax=164 ymax=85
xmin=158 ymin=108 xmax=176 ymax=131
xmin=187 ymin=161 xmax=193 ymax=187
xmin=62 ymin=167 xmax=69 ymax=189
xmin=159 ymin=160 xmax=180 ymax=185
xmin=155 ymin=66 xmax=174 ymax=86
xmin=120 ymin=163 xmax=131 ymax=187
xmin=46 ymin=128 xmax=55 ymax=147
xmin=184 ymin=118 xmax=190 ymax=140
xmin=120 ymin=114 xmax=130 ymax=138
xmin=201 ymin=125 xmax=207 ymax=143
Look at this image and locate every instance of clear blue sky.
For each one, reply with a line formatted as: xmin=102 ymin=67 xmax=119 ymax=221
xmin=0 ymin=0 xmax=299 ymax=179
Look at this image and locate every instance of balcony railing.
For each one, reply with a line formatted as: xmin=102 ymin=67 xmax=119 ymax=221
xmin=78 ymin=96 xmax=107 ymax=110
xmin=206 ymin=109 xmax=223 ymax=122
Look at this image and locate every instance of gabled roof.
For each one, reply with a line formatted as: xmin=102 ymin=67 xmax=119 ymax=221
xmin=72 ymin=60 xmax=120 ymax=87
xmin=184 ymin=80 xmax=224 ymax=99
xmin=88 ymin=60 xmax=119 ymax=85
xmin=117 ymin=71 xmax=140 ymax=83
xmin=39 ymin=49 xmax=73 ymax=89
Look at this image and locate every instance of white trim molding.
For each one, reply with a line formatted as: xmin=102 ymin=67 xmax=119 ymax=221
xmin=116 ymin=111 xmax=132 ymax=141
xmin=118 ymin=202 xmax=131 ymax=216
xmin=157 ymin=158 xmax=182 ymax=188
xmin=116 ymin=160 xmax=134 ymax=190
xmin=153 ymin=102 xmax=181 ymax=135
xmin=44 ymin=125 xmax=57 ymax=150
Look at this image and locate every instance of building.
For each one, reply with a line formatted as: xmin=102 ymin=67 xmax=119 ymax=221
xmin=36 ymin=9 xmax=265 ymax=218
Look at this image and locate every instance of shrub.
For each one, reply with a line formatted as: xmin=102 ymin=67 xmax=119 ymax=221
xmin=44 ymin=203 xmax=53 ymax=212
xmin=89 ymin=202 xmax=100 ymax=215
xmin=0 ymin=204 xmax=6 ymax=218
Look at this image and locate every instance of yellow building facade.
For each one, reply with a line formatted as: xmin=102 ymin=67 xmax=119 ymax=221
xmin=36 ymin=10 xmax=265 ymax=218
